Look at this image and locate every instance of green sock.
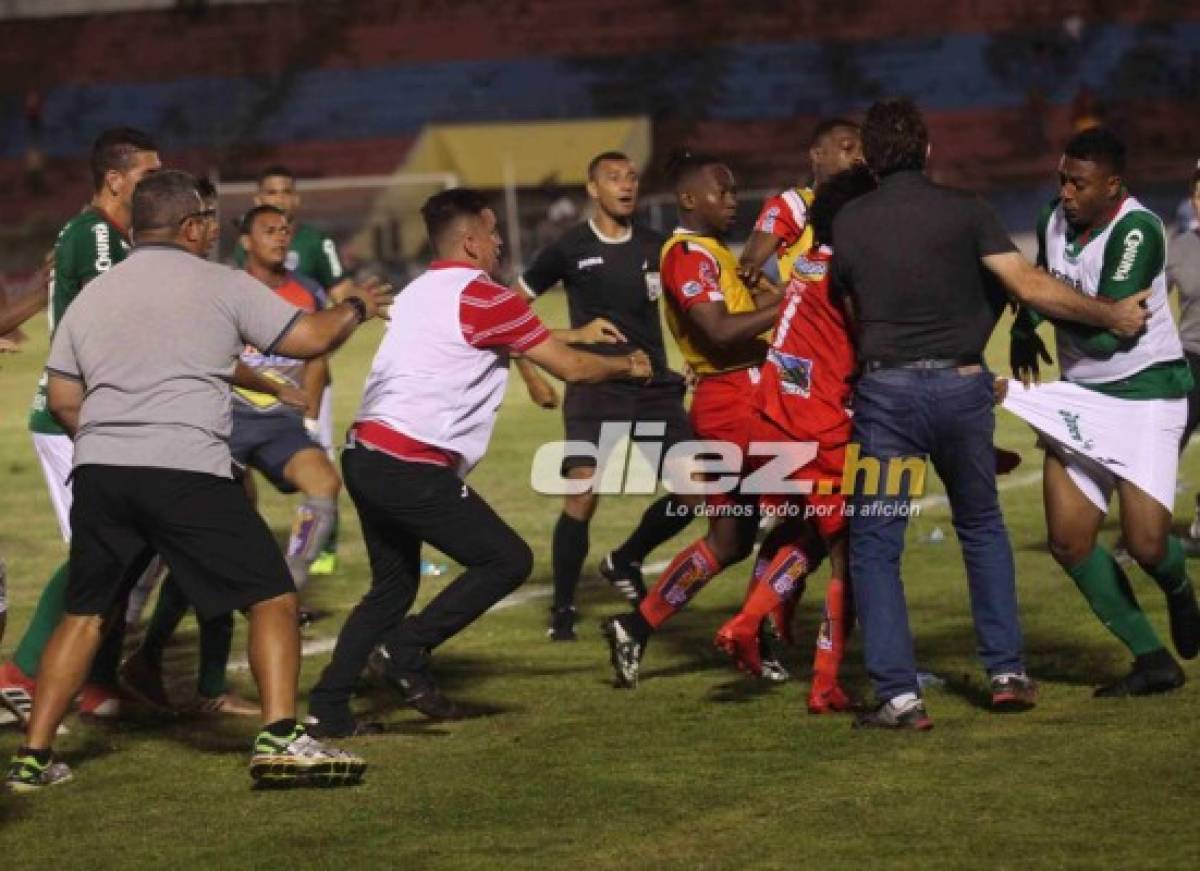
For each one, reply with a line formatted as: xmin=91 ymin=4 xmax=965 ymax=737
xmin=1146 ymin=536 xmax=1190 ymax=597
xmin=196 ymin=612 xmax=233 ymax=699
xmin=1067 ymin=547 xmax=1163 ymax=657
xmin=13 ymin=561 xmax=69 ymax=677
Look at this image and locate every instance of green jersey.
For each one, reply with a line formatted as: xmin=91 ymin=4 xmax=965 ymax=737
xmin=235 ymin=222 xmax=343 ymax=292
xmin=29 ymin=206 xmax=131 ymax=434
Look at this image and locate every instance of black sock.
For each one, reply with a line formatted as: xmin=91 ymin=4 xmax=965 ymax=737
xmin=265 ymin=718 xmax=298 ymax=737
xmin=18 ymin=747 xmax=52 ymax=765
xmin=552 ymin=513 xmax=590 ymax=609
xmin=612 ymin=495 xmax=693 ymax=566
xmin=626 ymin=609 xmax=652 ymax=644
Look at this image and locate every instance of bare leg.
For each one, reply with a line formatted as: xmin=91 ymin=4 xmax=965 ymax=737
xmin=246 ymin=592 xmax=300 ymax=724
xmin=24 ymin=615 xmax=104 ymax=749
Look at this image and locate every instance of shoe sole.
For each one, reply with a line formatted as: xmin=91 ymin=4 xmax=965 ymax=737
xmin=990 ymin=693 xmax=1037 ymax=712
xmin=4 ymin=772 xmax=73 ymax=794
xmin=600 ymin=619 xmax=639 ymax=689
xmin=1094 ymin=677 xmax=1186 ymax=698
xmin=250 ymin=756 xmax=366 ymax=788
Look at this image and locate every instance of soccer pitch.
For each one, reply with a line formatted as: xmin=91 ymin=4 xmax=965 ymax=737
xmin=1 ymin=293 xmax=1198 ymax=869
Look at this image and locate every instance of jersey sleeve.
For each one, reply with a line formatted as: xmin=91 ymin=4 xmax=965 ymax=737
xmin=227 ymin=272 xmax=305 ymax=353
xmin=972 ymin=197 xmax=1018 ymax=258
xmin=45 ymin=309 xmax=81 ymax=381
xmin=315 ymin=232 xmax=344 ymax=288
xmin=661 ymin=243 xmax=724 ymax=313
xmin=518 ymin=239 xmax=567 ymax=298
xmin=460 ymin=278 xmax=551 ymax=353
xmin=1097 ymin=211 xmax=1165 ymax=301
xmin=754 ymin=191 xmax=807 ymax=250
xmin=53 ymin=219 xmax=115 ymax=327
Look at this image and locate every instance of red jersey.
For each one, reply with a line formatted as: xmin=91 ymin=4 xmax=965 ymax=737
xmin=756 ymin=246 xmax=854 ymax=446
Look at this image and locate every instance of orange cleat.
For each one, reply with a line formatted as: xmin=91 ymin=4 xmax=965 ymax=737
xmin=714 ymin=617 xmax=762 ymax=677
xmin=77 ymin=683 xmax=121 ymax=720
xmin=807 ymin=683 xmax=853 ymax=715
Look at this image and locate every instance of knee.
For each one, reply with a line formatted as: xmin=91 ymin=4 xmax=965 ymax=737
xmin=495 ymin=537 xmax=534 ymax=587
xmin=1125 ymin=532 xmax=1167 ymax=570
xmin=706 ymin=530 xmax=753 ymax=568
xmin=1047 ymin=534 xmax=1093 ymax=569
xmin=563 ymin=490 xmax=598 ymax=522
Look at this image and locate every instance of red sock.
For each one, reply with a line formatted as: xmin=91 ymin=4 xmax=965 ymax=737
xmin=811 ymin=577 xmax=846 ymax=690
xmin=742 ymin=544 xmax=809 ymax=624
xmin=639 ymin=539 xmax=719 ymax=629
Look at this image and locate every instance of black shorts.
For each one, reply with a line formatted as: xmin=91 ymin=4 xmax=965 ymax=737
xmin=229 ymin=408 xmax=320 ymax=493
xmin=560 ymin=378 xmax=693 ymax=474
xmin=66 ymin=465 xmax=295 ymax=620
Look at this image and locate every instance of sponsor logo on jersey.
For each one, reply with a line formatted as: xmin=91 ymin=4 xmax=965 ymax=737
xmin=92 ymin=223 xmax=112 ymax=272
xmin=1049 ymin=268 xmax=1085 ymax=293
xmin=792 ymin=255 xmax=827 ymax=280
xmin=698 ymin=258 xmax=718 ymax=292
xmin=1112 ymin=228 xmax=1144 ymax=281
xmin=681 ymin=280 xmax=702 ymax=298
xmin=768 ymin=348 xmax=813 ymax=398
xmin=644 ymin=271 xmax=662 ymax=301
xmin=760 ymin=206 xmax=780 ymax=234
xmin=577 ymin=256 xmax=604 ymax=270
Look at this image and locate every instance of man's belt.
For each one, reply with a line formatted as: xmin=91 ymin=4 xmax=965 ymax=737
xmin=862 ymin=354 xmax=983 ymax=373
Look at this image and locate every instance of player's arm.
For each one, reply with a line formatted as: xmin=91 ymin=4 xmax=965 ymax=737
xmin=301 ymin=355 xmax=330 ymax=418
xmin=683 ymin=299 xmax=780 ymax=348
xmin=0 ymin=276 xmax=48 ymax=337
xmin=45 ymin=374 xmax=84 ymax=437
xmin=739 ymin=193 xmax=803 ymax=289
xmin=509 ymin=241 xmax=571 ymax=405
xmin=273 ymin=279 xmax=394 ymax=359
xmin=523 ymin=335 xmax=650 ymax=385
xmin=666 ymin=244 xmax=780 ymax=348
xmin=513 ymin=355 xmax=559 ymax=408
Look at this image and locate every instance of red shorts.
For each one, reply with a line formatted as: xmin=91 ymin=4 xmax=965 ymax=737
xmin=749 ymin=410 xmax=848 ymax=540
xmin=689 ymin=369 xmax=759 ymax=511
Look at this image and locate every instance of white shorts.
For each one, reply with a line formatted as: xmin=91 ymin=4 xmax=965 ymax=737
xmin=32 ymin=431 xmax=75 ymax=541
xmin=317 ymin=385 xmax=334 ymax=452
xmin=1001 ymin=379 xmax=1185 ymax=513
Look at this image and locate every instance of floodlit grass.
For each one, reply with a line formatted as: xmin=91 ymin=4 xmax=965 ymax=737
xmin=1 ymin=294 xmax=1197 ymax=868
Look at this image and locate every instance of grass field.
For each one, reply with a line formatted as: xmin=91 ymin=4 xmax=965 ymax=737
xmin=1 ymin=292 xmax=1198 ymax=869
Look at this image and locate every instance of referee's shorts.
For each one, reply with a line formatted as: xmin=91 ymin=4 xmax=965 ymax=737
xmin=66 ymin=465 xmax=295 ymax=620
xmin=560 ymin=377 xmax=693 ymax=476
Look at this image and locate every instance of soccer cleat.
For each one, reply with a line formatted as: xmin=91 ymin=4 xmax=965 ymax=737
xmin=190 ymin=692 xmax=261 ymax=718
xmin=303 ymin=714 xmax=385 ymax=739
xmin=808 ymin=683 xmax=853 ymax=715
xmin=853 ymin=696 xmax=933 ymax=731
xmin=118 ymin=651 xmax=171 ymax=710
xmin=77 ymin=683 xmax=121 ymax=720
xmin=5 ymin=752 xmax=72 ymax=794
xmin=308 ymin=551 xmax=338 ymax=577
xmin=599 ymin=553 xmax=646 ymax=605
xmin=547 ymin=606 xmax=578 ymax=642
xmin=758 ymin=621 xmax=790 ymax=682
xmin=1094 ymin=652 xmax=1185 ymax=698
xmin=391 ymin=671 xmax=464 ymax=721
xmin=0 ymin=660 xmax=36 ymax=728
xmin=989 ymin=672 xmax=1038 ymax=712
xmin=250 ymin=723 xmax=366 ymax=787
xmin=714 ymin=617 xmax=762 ymax=677
xmin=1163 ymin=580 xmax=1200 ymax=661
xmin=600 ymin=614 xmax=644 ymax=689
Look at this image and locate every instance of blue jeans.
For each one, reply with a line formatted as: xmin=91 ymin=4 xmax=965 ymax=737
xmin=849 ymin=367 xmax=1024 ymax=702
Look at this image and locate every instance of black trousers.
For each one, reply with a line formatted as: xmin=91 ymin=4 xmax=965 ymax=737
xmin=309 ymin=447 xmax=533 ymax=713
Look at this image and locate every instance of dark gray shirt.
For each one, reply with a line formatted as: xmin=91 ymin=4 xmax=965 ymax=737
xmin=1168 ymin=229 xmax=1200 ymax=356
xmin=831 ymin=170 xmax=1017 ymax=361
xmin=46 ymin=244 xmax=302 ymax=477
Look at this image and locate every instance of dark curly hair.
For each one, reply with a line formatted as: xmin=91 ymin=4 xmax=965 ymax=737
xmin=810 ymin=164 xmax=878 ymax=247
xmin=861 ymin=98 xmax=928 ymax=177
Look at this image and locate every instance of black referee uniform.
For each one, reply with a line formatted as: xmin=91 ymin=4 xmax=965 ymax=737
xmin=521 ymin=220 xmax=694 ymax=635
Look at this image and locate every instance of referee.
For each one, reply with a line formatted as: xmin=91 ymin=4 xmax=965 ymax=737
xmin=519 ymin=151 xmax=696 ymax=641
xmin=832 ymin=99 xmax=1151 ymax=730
xmin=6 ymin=171 xmax=389 ymax=792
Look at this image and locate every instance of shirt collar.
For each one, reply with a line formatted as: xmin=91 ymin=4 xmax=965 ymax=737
xmin=878 ymin=169 xmax=926 ymax=187
xmin=430 ymin=260 xmax=481 ymax=270
xmin=131 ymin=241 xmax=191 ymax=255
xmin=588 ymin=218 xmax=632 ymax=244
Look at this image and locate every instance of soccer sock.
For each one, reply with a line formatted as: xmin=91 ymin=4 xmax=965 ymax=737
xmin=17 ymin=747 xmax=51 ymax=765
xmin=197 ymin=612 xmax=234 ymax=698
xmin=551 ymin=513 xmax=589 ymax=610
xmin=811 ymin=577 xmax=847 ymax=691
xmin=638 ymin=538 xmax=719 ymax=629
xmin=736 ymin=544 xmax=810 ymax=625
xmin=1067 ymin=546 xmax=1164 ymax=656
xmin=88 ymin=620 xmax=125 ymax=687
xmin=1145 ymin=536 xmax=1190 ymax=597
xmin=13 ymin=561 xmax=69 ymax=677
xmin=140 ymin=575 xmax=192 ymax=667
xmin=323 ymin=511 xmax=341 ymax=556
xmin=611 ymin=495 xmax=693 ymax=566
xmin=265 ymin=718 xmax=298 ymax=738
xmin=285 ymin=497 xmax=338 ymax=591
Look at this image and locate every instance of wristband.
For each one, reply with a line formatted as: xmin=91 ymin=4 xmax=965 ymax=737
xmin=343 ymin=296 xmax=368 ymax=324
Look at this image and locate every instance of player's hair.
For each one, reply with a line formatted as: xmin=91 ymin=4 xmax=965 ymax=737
xmin=861 ymin=98 xmax=928 ymax=177
xmin=195 ymin=176 xmax=217 ymax=202
xmin=587 ymin=151 xmax=631 ymax=180
xmin=665 ymin=148 xmax=724 ymax=191
xmin=238 ymin=204 xmax=287 ymax=235
xmin=809 ymin=164 xmax=878 ymax=248
xmin=1064 ymin=126 xmax=1126 ymax=176
xmin=421 ymin=187 xmax=491 ymax=253
xmin=131 ymin=170 xmax=201 ymax=235
xmin=811 ymin=117 xmax=859 ymax=148
xmin=90 ymin=127 xmax=157 ymax=191
xmin=257 ymin=164 xmax=295 ymax=186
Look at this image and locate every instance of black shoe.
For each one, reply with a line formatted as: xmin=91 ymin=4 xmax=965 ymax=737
xmin=1164 ymin=581 xmax=1200 ymax=661
xmin=1094 ymin=651 xmax=1185 ymax=698
xmin=547 ymin=606 xmax=578 ymax=642
xmin=758 ymin=622 xmax=790 ymax=683
xmin=298 ymin=608 xmax=331 ymax=628
xmin=303 ymin=713 xmax=385 ymax=739
xmin=600 ymin=614 xmax=644 ymax=689
xmin=391 ymin=671 xmax=464 ymax=720
xmin=989 ymin=672 xmax=1038 ymax=712
xmin=599 ymin=553 xmax=646 ymax=605
xmin=853 ymin=696 xmax=933 ymax=731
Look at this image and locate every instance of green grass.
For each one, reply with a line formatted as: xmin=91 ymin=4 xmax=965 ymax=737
xmin=1 ymin=295 xmax=1198 ymax=869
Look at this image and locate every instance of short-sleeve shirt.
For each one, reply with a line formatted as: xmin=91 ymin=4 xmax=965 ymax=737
xmin=30 ymin=206 xmax=131 ymax=434
xmin=831 ymin=170 xmax=1016 ymax=361
xmin=46 ymin=244 xmax=301 ymax=478
xmin=1168 ymin=229 xmax=1200 ymax=356
xmin=520 ymin=220 xmax=676 ymax=382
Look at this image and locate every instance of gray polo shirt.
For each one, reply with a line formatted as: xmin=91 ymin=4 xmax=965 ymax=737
xmin=45 ymin=243 xmax=302 ymax=477
xmin=1167 ymin=229 xmax=1200 ymax=356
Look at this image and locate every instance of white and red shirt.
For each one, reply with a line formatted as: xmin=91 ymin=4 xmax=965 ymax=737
xmin=754 ymin=188 xmax=811 ymax=253
xmin=354 ymin=261 xmax=549 ymax=476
